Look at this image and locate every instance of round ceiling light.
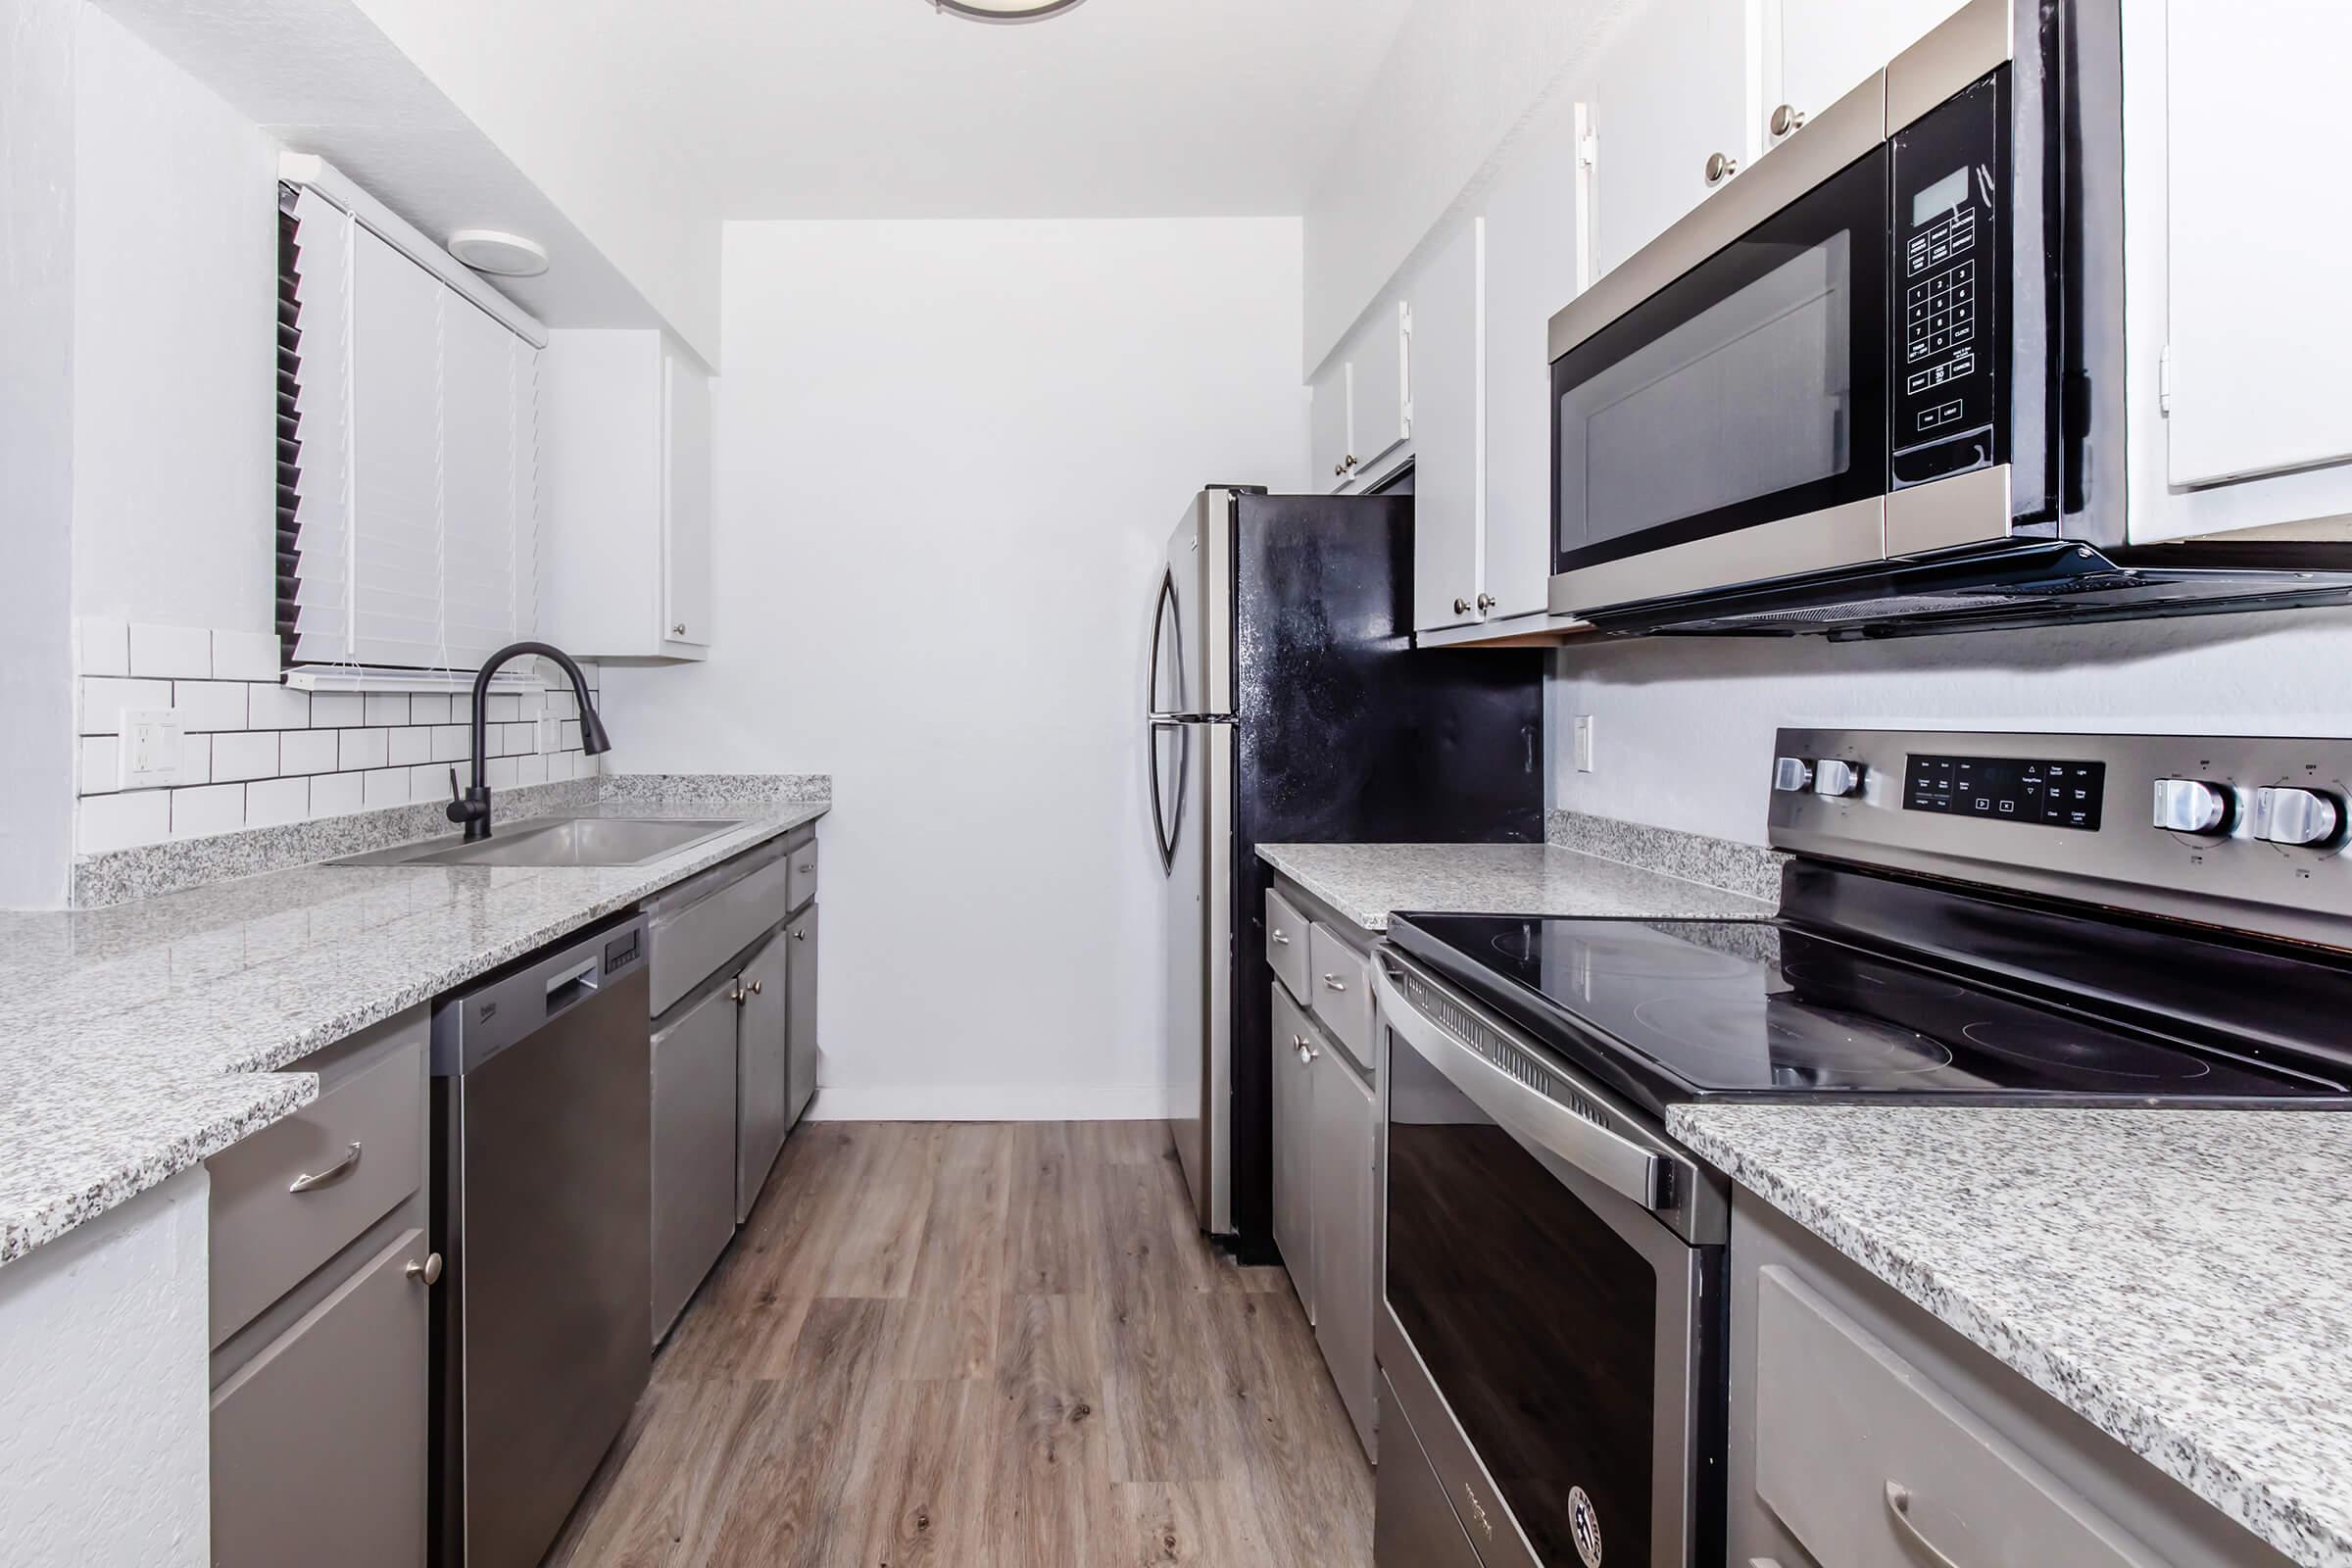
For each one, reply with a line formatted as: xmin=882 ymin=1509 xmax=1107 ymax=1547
xmin=929 ymin=0 xmax=1089 ymax=22
xmin=446 ymin=229 xmax=550 ymax=278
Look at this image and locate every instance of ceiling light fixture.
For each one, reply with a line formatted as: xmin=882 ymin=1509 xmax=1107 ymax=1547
xmin=929 ymin=0 xmax=1090 ymax=23
xmin=446 ymin=229 xmax=550 ymax=278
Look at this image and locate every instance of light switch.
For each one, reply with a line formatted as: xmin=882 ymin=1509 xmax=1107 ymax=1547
xmin=536 ymin=714 xmax=563 ymax=755
xmin=121 ymin=710 xmax=185 ymax=788
xmin=1573 ymin=714 xmax=1596 ymax=773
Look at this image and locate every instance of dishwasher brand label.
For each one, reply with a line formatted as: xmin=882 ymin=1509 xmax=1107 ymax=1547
xmin=1569 ymin=1486 xmax=1602 ymax=1567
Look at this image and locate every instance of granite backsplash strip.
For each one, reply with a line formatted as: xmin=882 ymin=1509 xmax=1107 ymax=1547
xmin=1546 ymin=808 xmax=1786 ymax=904
xmin=70 ymin=773 xmax=833 ymax=907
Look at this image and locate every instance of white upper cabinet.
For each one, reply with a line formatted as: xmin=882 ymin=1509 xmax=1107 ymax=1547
xmin=1410 ymin=219 xmax=1484 ymax=633
xmin=1350 ymin=299 xmax=1413 ymax=486
xmin=1762 ymin=0 xmax=1967 ymax=151
xmin=1310 ymin=357 xmax=1354 ymax=493
xmin=542 ymin=329 xmax=714 ymax=661
xmin=1589 ymin=0 xmax=1756 ymax=279
xmin=1483 ymin=91 xmax=1588 ymax=624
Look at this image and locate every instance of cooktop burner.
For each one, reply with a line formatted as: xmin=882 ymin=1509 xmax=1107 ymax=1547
xmin=1388 ymin=911 xmax=2352 ymax=1113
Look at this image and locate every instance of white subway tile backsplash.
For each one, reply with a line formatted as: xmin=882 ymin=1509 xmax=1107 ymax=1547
xmin=77 ymin=618 xmax=129 ymax=678
xmin=128 ymin=623 xmax=213 ymax=679
xmin=311 ymin=692 xmax=366 ymax=728
xmin=486 ymin=756 xmax=518 ymax=789
xmin=365 ymin=693 xmax=410 ymax=727
xmin=211 ymin=731 xmax=280 ymax=783
xmin=546 ymin=751 xmax=574 ymax=782
xmin=410 ymin=763 xmax=450 ymax=801
xmin=409 ymin=693 xmax=452 ymax=724
xmin=560 ymin=719 xmax=583 ymax=751
xmin=79 ymin=737 xmax=121 ymax=795
xmin=430 ymin=724 xmax=469 ymax=762
xmin=514 ymin=753 xmax=547 ymax=786
xmin=244 ymin=775 xmax=309 ymax=828
xmin=175 ymin=734 xmax=214 ymax=787
xmin=485 ymin=693 xmax=521 ymax=722
xmin=389 ymin=726 xmax=431 ymax=766
xmin=246 ymin=682 xmax=310 ymax=729
xmin=503 ymin=722 xmax=538 ymax=757
xmin=277 ymin=729 xmax=339 ymax=776
xmin=79 ymin=677 xmax=173 ymax=735
xmin=172 ymin=680 xmax=249 ymax=732
xmin=170 ymin=783 xmax=245 ymax=838
xmin=309 ymin=771 xmax=364 ymax=817
xmin=338 ymin=728 xmax=390 ymax=771
xmin=212 ymin=629 xmax=282 ymax=682
xmin=78 ymin=790 xmax=172 ymax=854
xmin=518 ymin=690 xmax=547 ymax=719
xmin=362 ymin=767 xmax=409 ymax=808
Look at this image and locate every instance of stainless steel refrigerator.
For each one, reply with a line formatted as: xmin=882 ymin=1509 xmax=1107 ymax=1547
xmin=1149 ymin=485 xmax=1544 ymax=1255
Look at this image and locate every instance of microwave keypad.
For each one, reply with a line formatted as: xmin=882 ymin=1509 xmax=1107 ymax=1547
xmin=1889 ymin=71 xmax=2005 ymax=483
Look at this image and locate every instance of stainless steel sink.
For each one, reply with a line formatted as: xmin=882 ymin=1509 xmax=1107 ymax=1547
xmin=337 ymin=816 xmax=743 ymax=868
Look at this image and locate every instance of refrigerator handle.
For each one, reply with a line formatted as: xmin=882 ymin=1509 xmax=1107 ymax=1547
xmin=1150 ymin=719 xmax=1188 ymax=872
xmin=1148 ymin=568 xmax=1184 ymax=718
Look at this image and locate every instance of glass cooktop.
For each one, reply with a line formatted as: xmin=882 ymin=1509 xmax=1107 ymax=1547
xmin=1388 ymin=912 xmax=2352 ymax=1114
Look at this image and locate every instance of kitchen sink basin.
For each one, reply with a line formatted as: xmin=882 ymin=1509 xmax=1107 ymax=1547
xmin=337 ymin=816 xmax=743 ymax=868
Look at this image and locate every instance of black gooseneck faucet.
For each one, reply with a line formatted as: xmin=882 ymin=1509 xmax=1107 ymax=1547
xmin=445 ymin=641 xmax=612 ymax=842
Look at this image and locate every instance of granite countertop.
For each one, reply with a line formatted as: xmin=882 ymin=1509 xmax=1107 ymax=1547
xmin=1672 ymin=1104 xmax=2352 ymax=1568
xmin=1253 ymin=841 xmax=1776 ymax=932
xmin=0 ymin=788 xmax=828 ymax=1269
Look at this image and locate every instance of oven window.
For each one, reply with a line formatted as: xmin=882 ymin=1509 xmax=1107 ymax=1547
xmin=1553 ymin=147 xmax=1889 ymax=575
xmin=1388 ymin=1040 xmax=1657 ymax=1566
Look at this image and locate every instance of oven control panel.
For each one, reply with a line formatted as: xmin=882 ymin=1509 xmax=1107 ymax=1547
xmin=1889 ymin=69 xmax=2006 ymax=490
xmin=1769 ymin=729 xmax=2352 ymax=951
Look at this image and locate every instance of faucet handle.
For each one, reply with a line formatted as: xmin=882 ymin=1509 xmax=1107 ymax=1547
xmin=446 ymin=766 xmax=462 ymax=806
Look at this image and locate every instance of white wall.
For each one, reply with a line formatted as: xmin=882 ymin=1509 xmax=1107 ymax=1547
xmin=603 ymin=218 xmax=1306 ymax=1118
xmin=71 ymin=3 xmax=278 ymax=635
xmin=1551 ymin=608 xmax=2352 ymax=844
xmin=0 ymin=1172 xmax=212 ymax=1566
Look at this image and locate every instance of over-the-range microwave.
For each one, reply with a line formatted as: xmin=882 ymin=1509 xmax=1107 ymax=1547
xmin=1545 ymin=0 xmax=2352 ymax=637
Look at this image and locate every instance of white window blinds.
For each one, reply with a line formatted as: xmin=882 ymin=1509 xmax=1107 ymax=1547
xmin=284 ymin=183 xmax=541 ymax=672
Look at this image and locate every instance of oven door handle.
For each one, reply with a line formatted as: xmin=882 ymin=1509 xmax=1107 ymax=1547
xmin=1376 ymin=960 xmax=1668 ymax=1215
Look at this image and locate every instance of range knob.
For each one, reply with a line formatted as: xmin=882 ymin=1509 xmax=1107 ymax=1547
xmin=2151 ymin=778 xmax=2232 ymax=836
xmin=2252 ymin=786 xmax=2344 ymax=847
xmin=1772 ymin=757 xmax=1814 ymax=793
xmin=1812 ymin=759 xmax=1863 ymax=798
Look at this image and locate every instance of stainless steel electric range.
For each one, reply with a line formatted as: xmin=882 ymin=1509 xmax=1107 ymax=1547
xmin=1370 ymin=728 xmax=2352 ymax=1568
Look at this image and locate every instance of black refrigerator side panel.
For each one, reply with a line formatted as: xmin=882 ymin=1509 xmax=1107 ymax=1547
xmin=1223 ymin=491 xmax=1545 ymax=1258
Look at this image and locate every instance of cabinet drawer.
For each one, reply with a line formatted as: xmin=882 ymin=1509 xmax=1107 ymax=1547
xmin=209 ymin=1027 xmax=425 ymax=1347
xmin=648 ymin=842 xmax=790 ymax=1015
xmin=786 ymin=834 xmax=819 ymax=912
xmin=212 ymin=1228 xmax=430 ymax=1568
xmin=1756 ymin=1263 xmax=2167 ymax=1568
xmin=1307 ymin=922 xmax=1374 ymax=1073
xmin=1265 ymin=885 xmax=1311 ymax=1001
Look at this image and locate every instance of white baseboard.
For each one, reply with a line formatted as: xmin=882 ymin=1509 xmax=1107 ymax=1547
xmin=805 ymin=1082 xmax=1176 ymax=1122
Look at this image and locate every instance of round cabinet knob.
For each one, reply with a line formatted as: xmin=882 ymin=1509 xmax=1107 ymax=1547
xmin=1476 ymin=592 xmax=1497 ymax=612
xmin=1704 ymin=151 xmax=1740 ymax=186
xmin=2151 ymin=778 xmax=2232 ymax=835
xmin=1333 ymin=462 xmax=1347 ymax=476
xmin=749 ymin=979 xmax=763 ymax=996
xmin=1453 ymin=596 xmax=1472 ymax=615
xmin=672 ymin=622 xmax=687 ymax=637
xmin=1772 ymin=756 xmax=1815 ymax=793
xmin=2254 ymin=786 xmax=2343 ymax=847
xmin=407 ymin=1252 xmax=443 ymax=1286
xmin=1812 ymin=759 xmax=1863 ymax=798
xmin=1770 ymin=103 xmax=1808 ymax=138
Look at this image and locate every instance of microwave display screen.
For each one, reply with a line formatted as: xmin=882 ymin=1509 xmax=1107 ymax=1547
xmin=1912 ymin=167 xmax=1970 ymax=226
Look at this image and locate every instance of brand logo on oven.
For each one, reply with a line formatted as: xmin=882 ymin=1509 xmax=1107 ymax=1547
xmin=1569 ymin=1486 xmax=1602 ymax=1567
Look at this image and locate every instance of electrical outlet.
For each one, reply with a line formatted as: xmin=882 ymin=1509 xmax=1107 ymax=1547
xmin=1573 ymin=714 xmax=1596 ymax=773
xmin=536 ymin=713 xmax=562 ymax=755
xmin=121 ymin=710 xmax=185 ymax=788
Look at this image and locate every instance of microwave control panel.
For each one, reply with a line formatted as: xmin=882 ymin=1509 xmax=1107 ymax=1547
xmin=1890 ymin=71 xmax=2006 ymax=489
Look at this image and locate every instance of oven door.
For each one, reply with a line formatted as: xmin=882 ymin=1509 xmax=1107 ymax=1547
xmin=1549 ymin=134 xmax=1891 ymax=618
xmin=1374 ymin=952 xmax=1726 ymax=1568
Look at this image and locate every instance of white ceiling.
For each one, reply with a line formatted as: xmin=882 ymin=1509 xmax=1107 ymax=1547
xmin=356 ymin=0 xmax=1419 ymax=220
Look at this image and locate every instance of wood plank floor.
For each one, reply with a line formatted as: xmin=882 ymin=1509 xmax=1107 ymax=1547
xmin=544 ymin=1121 xmax=1376 ymax=1568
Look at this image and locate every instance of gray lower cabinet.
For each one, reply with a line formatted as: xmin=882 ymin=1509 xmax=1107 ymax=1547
xmin=652 ymin=981 xmax=744 ymax=1340
xmin=212 ymin=1229 xmax=430 ymax=1568
xmin=736 ymin=927 xmax=790 ymax=1223
xmin=1310 ymin=1044 xmax=1378 ymax=1456
xmin=1270 ymin=982 xmax=1318 ymax=1321
xmin=786 ymin=902 xmax=819 ymax=1129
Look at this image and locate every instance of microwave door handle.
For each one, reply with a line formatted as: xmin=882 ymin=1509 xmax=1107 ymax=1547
xmin=1375 ymin=961 xmax=1666 ymax=1214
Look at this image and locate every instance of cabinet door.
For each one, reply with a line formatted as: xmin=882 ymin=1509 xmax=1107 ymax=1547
xmin=736 ymin=930 xmax=789 ymax=1222
xmin=662 ymin=350 xmax=713 ymax=647
xmin=1310 ymin=1048 xmax=1380 ymax=1459
xmin=213 ymin=1229 xmax=430 ymax=1568
xmin=1591 ymin=0 xmax=1755 ymax=278
xmin=1411 ymin=218 xmax=1485 ymax=633
xmin=1352 ymin=300 xmax=1413 ymax=478
xmin=1269 ymin=982 xmax=1318 ymax=1320
xmin=1484 ymin=93 xmax=1586 ymax=622
xmin=1310 ymin=357 xmax=1354 ymax=492
xmin=1767 ymin=0 xmax=1965 ymax=153
xmin=785 ymin=903 xmax=818 ymax=1129
xmin=652 ymin=983 xmax=740 ymax=1342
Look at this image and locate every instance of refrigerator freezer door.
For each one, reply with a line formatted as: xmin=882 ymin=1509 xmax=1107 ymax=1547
xmin=1155 ymin=491 xmax=1235 ymax=718
xmin=1166 ymin=717 xmax=1233 ymax=1235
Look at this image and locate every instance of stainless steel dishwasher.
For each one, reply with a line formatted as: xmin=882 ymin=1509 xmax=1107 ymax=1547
xmin=429 ymin=913 xmax=651 ymax=1568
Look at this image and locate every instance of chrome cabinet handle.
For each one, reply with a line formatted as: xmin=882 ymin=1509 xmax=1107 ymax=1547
xmin=1453 ymin=596 xmax=1472 ymax=614
xmin=1271 ymin=929 xmax=1291 ymax=947
xmin=798 ymin=861 xmax=815 ymax=873
xmin=1705 ymin=151 xmax=1740 ymax=185
xmin=287 ymin=1142 xmax=362 ymax=1194
xmin=1769 ymin=103 xmax=1807 ymax=138
xmin=406 ymin=1252 xmax=443 ymax=1286
xmin=672 ymin=621 xmax=687 ymax=636
xmin=1292 ymin=1035 xmax=1318 ymax=1065
xmin=792 ymin=927 xmax=807 ymax=942
xmin=748 ymin=979 xmax=763 ymax=996
xmin=1322 ymin=973 xmax=1348 ymax=993
xmin=1884 ymin=1482 xmax=1962 ymax=1568
xmin=730 ymin=984 xmax=748 ymax=1004
xmin=1475 ymin=592 xmax=1496 ymax=612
